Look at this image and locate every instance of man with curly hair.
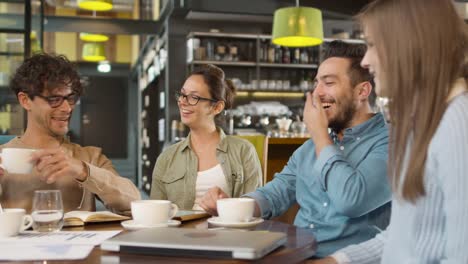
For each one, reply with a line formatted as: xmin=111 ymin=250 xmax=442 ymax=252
xmin=0 ymin=53 xmax=140 ymax=214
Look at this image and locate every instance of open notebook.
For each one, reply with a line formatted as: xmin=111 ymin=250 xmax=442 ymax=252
xmin=64 ymin=211 xmax=130 ymax=227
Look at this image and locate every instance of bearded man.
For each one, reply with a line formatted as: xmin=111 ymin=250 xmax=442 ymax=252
xmin=199 ymin=41 xmax=391 ymax=257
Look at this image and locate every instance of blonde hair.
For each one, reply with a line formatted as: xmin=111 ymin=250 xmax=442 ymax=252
xmin=358 ymin=0 xmax=468 ymax=202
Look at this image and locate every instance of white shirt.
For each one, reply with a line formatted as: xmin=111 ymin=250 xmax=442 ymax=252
xmin=192 ymin=164 xmax=228 ymax=211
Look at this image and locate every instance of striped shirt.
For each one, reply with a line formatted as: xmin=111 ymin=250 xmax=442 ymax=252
xmin=334 ymin=91 xmax=468 ymax=263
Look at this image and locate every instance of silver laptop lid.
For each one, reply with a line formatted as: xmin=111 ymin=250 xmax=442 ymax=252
xmin=101 ymin=227 xmax=287 ymax=260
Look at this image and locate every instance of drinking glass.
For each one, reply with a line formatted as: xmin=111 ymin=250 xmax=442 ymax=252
xmin=31 ymin=190 xmax=64 ymax=232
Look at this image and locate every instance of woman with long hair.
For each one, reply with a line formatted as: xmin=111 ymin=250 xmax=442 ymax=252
xmin=312 ymin=0 xmax=468 ymax=263
xmin=150 ymin=64 xmax=262 ymax=211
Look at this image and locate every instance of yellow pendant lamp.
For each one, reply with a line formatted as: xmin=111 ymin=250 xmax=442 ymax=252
xmin=82 ymin=43 xmax=106 ymax=62
xmin=79 ymin=33 xmax=109 ymax=42
xmin=78 ymin=0 xmax=113 ymax=11
xmin=272 ymin=0 xmax=323 ymax=47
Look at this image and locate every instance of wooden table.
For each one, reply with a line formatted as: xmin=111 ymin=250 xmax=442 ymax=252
xmin=1 ymin=218 xmax=317 ymax=264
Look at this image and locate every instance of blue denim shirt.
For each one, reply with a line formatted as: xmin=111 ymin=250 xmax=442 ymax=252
xmin=246 ymin=113 xmax=391 ymax=257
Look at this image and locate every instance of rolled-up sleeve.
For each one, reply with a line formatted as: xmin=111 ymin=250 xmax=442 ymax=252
xmin=244 ymin=148 xmax=299 ymax=219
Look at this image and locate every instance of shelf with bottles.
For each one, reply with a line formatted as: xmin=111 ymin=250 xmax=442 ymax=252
xmin=187 ymin=31 xmax=320 ymax=67
xmin=136 ymin=33 xmax=169 ymax=194
xmin=258 ymin=62 xmax=317 ymax=69
xmin=187 ymin=37 xmax=255 ymax=64
xmin=191 ymin=60 xmax=256 ymax=67
xmin=139 ymin=37 xmax=167 ymax=91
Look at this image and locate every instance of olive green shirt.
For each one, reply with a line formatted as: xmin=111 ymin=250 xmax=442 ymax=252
xmin=150 ymin=129 xmax=262 ymax=209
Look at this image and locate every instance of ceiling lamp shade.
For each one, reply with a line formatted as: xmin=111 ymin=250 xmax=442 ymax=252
xmin=79 ymin=33 xmax=109 ymax=42
xmin=78 ymin=0 xmax=113 ymax=11
xmin=272 ymin=6 xmax=324 ymax=47
xmin=82 ymin=43 xmax=106 ymax=62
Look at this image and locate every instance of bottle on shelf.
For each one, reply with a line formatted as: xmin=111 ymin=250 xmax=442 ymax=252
xmin=275 ymin=45 xmax=282 ymax=63
xmin=299 ymin=70 xmax=310 ymax=91
xmin=267 ymin=43 xmax=275 ymax=63
xmin=206 ymin=39 xmax=214 ymax=60
xmin=309 ymin=47 xmax=319 ymax=64
xmin=293 ymin=48 xmax=300 ymax=64
xmin=283 ymin=47 xmax=291 ymax=64
xmin=247 ymin=42 xmax=255 ymax=61
xmin=259 ymin=40 xmax=267 ymax=62
xmin=300 ymin=48 xmax=309 ymax=64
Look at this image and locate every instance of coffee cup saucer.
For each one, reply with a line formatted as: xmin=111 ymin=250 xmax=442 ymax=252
xmin=207 ymin=217 xmax=264 ymax=228
xmin=121 ymin=219 xmax=181 ymax=231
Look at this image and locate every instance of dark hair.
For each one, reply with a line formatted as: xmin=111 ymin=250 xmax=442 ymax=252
xmin=191 ymin=64 xmax=236 ymax=110
xmin=323 ymin=40 xmax=376 ymax=106
xmin=10 ymin=53 xmax=82 ymax=98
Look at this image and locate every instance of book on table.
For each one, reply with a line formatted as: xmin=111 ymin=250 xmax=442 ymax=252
xmin=173 ymin=210 xmax=210 ymax=222
xmin=64 ymin=211 xmax=130 ymax=227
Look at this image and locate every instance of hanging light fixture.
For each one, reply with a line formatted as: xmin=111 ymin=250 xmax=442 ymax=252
xmin=79 ymin=33 xmax=109 ymax=42
xmin=272 ymin=0 xmax=323 ymax=47
xmin=78 ymin=0 xmax=113 ymax=11
xmin=82 ymin=43 xmax=106 ymax=62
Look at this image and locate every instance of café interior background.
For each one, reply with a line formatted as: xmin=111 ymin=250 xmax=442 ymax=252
xmin=1 ymin=0 xmax=467 ymax=195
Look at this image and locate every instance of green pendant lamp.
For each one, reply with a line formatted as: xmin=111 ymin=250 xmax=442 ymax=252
xmin=78 ymin=0 xmax=113 ymax=11
xmin=79 ymin=33 xmax=109 ymax=42
xmin=82 ymin=43 xmax=106 ymax=62
xmin=272 ymin=0 xmax=323 ymax=47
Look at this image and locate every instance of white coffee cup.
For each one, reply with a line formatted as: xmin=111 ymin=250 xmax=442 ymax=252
xmin=0 ymin=148 xmax=36 ymax=174
xmin=131 ymin=200 xmax=178 ymax=226
xmin=0 ymin=208 xmax=33 ymax=237
xmin=217 ymin=198 xmax=255 ymax=223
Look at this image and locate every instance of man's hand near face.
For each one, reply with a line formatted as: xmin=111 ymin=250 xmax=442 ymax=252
xmin=303 ymin=92 xmax=333 ymax=156
xmin=31 ymin=148 xmax=88 ymax=184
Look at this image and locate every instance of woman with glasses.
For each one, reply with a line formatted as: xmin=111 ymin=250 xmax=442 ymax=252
xmin=150 ymin=64 xmax=262 ymax=211
xmin=312 ymin=0 xmax=468 ymax=263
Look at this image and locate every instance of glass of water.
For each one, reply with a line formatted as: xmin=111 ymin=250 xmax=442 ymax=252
xmin=32 ymin=190 xmax=64 ymax=232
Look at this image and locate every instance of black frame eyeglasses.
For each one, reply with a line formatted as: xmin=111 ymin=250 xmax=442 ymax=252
xmin=175 ymin=91 xmax=218 ymax=106
xmin=34 ymin=93 xmax=80 ymax=108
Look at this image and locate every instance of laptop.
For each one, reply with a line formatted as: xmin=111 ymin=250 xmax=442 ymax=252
xmin=101 ymin=227 xmax=287 ymax=260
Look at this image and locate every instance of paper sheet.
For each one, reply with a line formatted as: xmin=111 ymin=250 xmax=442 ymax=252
xmin=0 ymin=230 xmax=121 ymax=245
xmin=0 ymin=230 xmax=121 ymax=261
xmin=0 ymin=244 xmax=94 ymax=261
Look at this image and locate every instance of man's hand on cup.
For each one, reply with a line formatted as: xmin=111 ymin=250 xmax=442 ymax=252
xmin=31 ymin=148 xmax=88 ymax=184
xmin=199 ymin=187 xmax=229 ymax=215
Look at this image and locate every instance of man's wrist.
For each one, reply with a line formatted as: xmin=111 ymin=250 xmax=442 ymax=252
xmin=312 ymin=133 xmax=333 ymax=156
xmin=76 ymin=161 xmax=90 ymax=182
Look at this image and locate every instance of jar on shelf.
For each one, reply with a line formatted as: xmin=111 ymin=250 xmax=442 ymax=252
xmin=229 ymin=44 xmax=238 ymax=61
xmin=215 ymin=42 xmax=227 ymax=61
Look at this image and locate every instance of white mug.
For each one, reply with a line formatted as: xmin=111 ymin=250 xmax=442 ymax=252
xmin=0 ymin=208 xmax=33 ymax=237
xmin=217 ymin=198 xmax=255 ymax=223
xmin=0 ymin=148 xmax=36 ymax=174
xmin=131 ymin=200 xmax=178 ymax=226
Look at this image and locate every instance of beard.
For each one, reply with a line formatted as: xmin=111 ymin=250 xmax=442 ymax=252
xmin=328 ymin=98 xmax=357 ymax=133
